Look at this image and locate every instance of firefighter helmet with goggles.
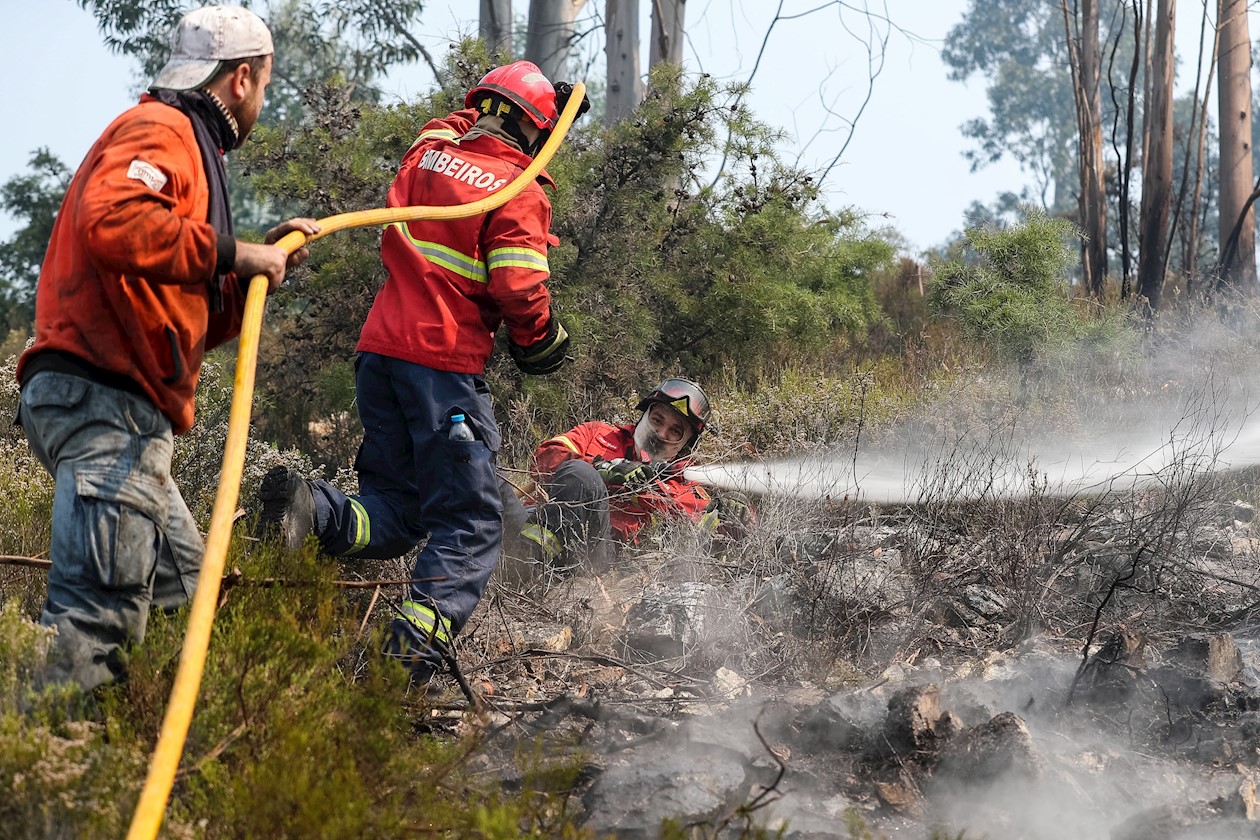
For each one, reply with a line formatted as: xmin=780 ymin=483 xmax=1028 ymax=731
xmin=465 ymin=60 xmax=559 ymax=130
xmin=636 ymin=378 xmax=711 ymax=441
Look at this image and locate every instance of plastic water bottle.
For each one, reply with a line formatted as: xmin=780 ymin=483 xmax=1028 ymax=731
xmin=448 ymin=412 xmax=475 ymax=441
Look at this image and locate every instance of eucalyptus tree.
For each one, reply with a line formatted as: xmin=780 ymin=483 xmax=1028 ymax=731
xmin=1216 ymin=0 xmax=1256 ymax=294
xmin=524 ymin=0 xmax=589 ymax=81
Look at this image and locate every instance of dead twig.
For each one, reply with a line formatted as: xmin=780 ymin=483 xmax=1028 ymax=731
xmin=175 ymin=721 xmax=248 ymax=782
xmin=0 ymin=554 xmax=51 ymax=569
xmin=469 ymin=648 xmax=708 ymax=692
xmin=221 ymin=572 xmax=447 ymax=590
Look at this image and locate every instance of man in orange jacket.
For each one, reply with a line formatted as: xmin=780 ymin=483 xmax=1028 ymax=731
xmin=16 ymin=5 xmax=318 ymax=691
xmin=502 ymin=378 xmax=754 ymax=574
xmin=258 ymin=61 xmax=586 ymax=685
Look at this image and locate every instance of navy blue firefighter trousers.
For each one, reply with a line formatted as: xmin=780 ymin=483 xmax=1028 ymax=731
xmin=306 ymin=352 xmax=503 ymax=659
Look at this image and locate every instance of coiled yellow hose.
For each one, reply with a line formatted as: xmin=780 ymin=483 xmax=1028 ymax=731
xmin=126 ymin=84 xmax=586 ymax=840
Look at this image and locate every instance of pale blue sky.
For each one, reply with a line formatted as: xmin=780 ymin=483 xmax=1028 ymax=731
xmin=0 ymin=1 xmax=1232 ymax=252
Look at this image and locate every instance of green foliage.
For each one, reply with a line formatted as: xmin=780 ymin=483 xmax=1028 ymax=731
xmin=75 ymin=0 xmax=428 ymax=120
xmin=550 ymin=63 xmax=890 ymax=383
xmin=713 ymin=364 xmax=917 ymax=458
xmin=928 ymin=209 xmax=1127 ymax=367
xmin=0 ymin=148 xmax=70 ymax=329
xmin=0 ymin=536 xmax=590 ymax=838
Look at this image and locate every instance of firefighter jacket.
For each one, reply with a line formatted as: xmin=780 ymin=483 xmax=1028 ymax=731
xmin=357 ymin=109 xmax=557 ymax=373
xmin=17 ymin=94 xmax=245 ymax=434
xmin=531 ymin=421 xmax=714 ymax=543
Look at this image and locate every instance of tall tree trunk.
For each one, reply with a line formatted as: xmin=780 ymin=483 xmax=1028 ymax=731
xmin=525 ymin=0 xmax=589 ymax=81
xmin=605 ymin=0 xmax=642 ymax=122
xmin=1118 ymin=0 xmax=1143 ymax=299
xmin=1137 ymin=0 xmax=1175 ymax=311
xmin=649 ymin=0 xmax=686 ymax=68
xmin=1063 ymin=0 xmax=1108 ymax=296
xmin=479 ymin=0 xmax=513 ymax=57
xmin=1178 ymin=2 xmax=1218 ymax=291
xmin=1216 ymin=0 xmax=1257 ymax=294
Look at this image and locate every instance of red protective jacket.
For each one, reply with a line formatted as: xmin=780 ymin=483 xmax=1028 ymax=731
xmin=17 ymin=95 xmax=245 ymax=434
xmin=531 ymin=421 xmax=714 ymax=543
xmin=356 ymin=110 xmax=556 ymax=373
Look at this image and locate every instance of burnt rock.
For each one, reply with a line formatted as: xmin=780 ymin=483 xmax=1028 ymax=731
xmin=1111 ymin=798 xmax=1260 ymax=840
xmin=873 ymin=772 xmax=923 ymax=816
xmin=1234 ymin=500 xmax=1256 ymax=525
xmin=936 ymin=584 xmax=1008 ymax=628
xmin=753 ymin=788 xmax=857 ymax=840
xmin=749 ymin=573 xmax=796 ymax=628
xmin=883 ymin=684 xmax=958 ymax=757
xmin=795 ymin=690 xmax=884 ymax=754
xmin=581 ymin=736 xmax=750 ymax=839
xmin=1076 ymin=630 xmax=1147 ymax=704
xmin=1211 ymin=774 xmax=1260 ymax=820
xmin=1167 ymin=633 xmax=1244 ymax=684
xmin=1148 ymin=666 xmax=1231 ymax=713
xmin=935 ymin=711 xmax=1043 ymax=785
xmin=624 ymin=581 xmax=730 ymax=659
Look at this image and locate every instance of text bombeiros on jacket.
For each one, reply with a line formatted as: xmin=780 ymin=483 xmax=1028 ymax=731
xmin=416 ymin=148 xmax=509 ymax=192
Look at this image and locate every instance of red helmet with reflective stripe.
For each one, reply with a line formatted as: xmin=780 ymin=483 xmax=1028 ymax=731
xmin=636 ymin=378 xmax=711 ymax=443
xmin=465 ymin=60 xmax=559 ymax=130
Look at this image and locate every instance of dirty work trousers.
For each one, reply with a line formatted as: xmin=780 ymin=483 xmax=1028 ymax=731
xmin=500 ymin=459 xmax=614 ymax=572
xmin=306 ymin=352 xmax=502 ymax=662
xmin=19 ymin=372 xmax=202 ymax=691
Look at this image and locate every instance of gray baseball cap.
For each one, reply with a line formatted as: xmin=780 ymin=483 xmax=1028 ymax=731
xmin=151 ymin=5 xmax=274 ymax=92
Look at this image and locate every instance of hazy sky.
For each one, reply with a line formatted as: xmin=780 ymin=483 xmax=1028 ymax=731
xmin=0 ymin=1 xmax=1233 ymax=252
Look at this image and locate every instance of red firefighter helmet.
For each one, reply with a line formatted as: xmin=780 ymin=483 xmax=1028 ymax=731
xmin=636 ymin=378 xmax=711 ymax=443
xmin=465 ymin=60 xmax=558 ymax=130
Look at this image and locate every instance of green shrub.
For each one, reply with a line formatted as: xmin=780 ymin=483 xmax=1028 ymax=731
xmin=928 ymin=208 xmax=1132 ymax=370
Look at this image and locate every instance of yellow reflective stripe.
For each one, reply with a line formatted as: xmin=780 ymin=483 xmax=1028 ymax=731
xmin=407 ymin=128 xmax=460 ymax=150
xmin=389 ymin=223 xmax=488 ymax=283
xmin=487 ymin=246 xmax=548 ymax=273
xmin=698 ymin=509 xmax=720 ymax=532
xmin=516 ymin=323 xmax=568 ymax=363
xmin=396 ymin=600 xmax=451 ymax=644
xmin=344 ymin=498 xmax=370 ymax=554
xmin=521 ymin=524 xmax=562 ymax=560
xmin=546 ymin=434 xmax=581 ymax=454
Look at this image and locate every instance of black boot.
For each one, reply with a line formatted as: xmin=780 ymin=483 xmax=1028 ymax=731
xmin=256 ymin=466 xmax=316 ymax=550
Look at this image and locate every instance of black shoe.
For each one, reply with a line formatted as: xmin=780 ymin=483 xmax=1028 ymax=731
xmin=383 ymin=624 xmax=446 ymax=690
xmin=256 ymin=466 xmax=315 ymax=549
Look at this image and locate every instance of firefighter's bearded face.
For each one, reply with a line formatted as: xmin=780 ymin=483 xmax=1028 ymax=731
xmin=634 ymin=403 xmax=693 ymax=461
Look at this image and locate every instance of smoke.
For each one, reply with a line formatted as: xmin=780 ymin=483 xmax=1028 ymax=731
xmin=690 ymin=382 xmax=1260 ymax=506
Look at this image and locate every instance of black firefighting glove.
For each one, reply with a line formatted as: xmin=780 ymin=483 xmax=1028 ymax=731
xmin=594 ymin=458 xmax=654 ymax=491
xmin=509 ymin=315 xmax=570 ymax=375
xmin=699 ymin=492 xmax=754 ymax=540
xmin=554 ymin=81 xmax=591 ymax=119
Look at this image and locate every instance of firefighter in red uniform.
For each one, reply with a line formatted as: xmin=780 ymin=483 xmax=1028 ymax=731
xmin=501 ymin=378 xmax=754 ymax=572
xmin=258 ymin=61 xmax=587 ymax=684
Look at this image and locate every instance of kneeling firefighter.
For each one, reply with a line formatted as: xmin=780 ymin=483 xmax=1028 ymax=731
xmin=501 ymin=378 xmax=755 ymax=573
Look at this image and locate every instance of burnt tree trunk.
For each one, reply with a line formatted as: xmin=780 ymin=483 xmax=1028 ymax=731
xmin=1063 ymin=0 xmax=1108 ymax=296
xmin=1137 ymin=0 xmax=1175 ymax=312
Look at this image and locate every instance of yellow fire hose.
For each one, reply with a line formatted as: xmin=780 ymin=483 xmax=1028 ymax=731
xmin=126 ymin=84 xmax=585 ymax=840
